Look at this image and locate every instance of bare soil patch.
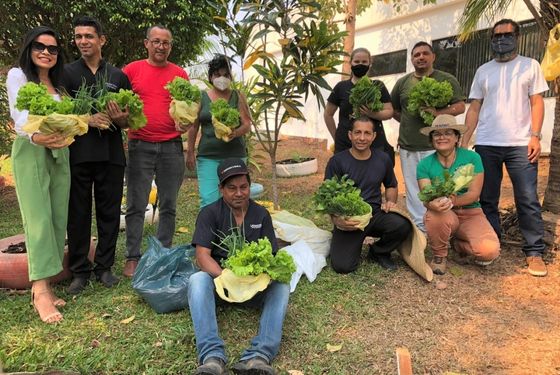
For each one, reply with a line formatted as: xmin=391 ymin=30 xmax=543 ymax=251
xmin=254 ymin=136 xmax=559 ymax=374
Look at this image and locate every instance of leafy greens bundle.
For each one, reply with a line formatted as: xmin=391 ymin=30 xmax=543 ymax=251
xmin=348 ymin=77 xmax=384 ymax=119
xmin=314 ymin=175 xmax=370 ymax=217
xmin=97 ymin=89 xmax=147 ymax=130
xmin=165 ymin=77 xmax=201 ymax=104
xmin=210 ymin=98 xmax=240 ymax=128
xmin=215 ymin=230 xmax=295 ymax=284
xmin=407 ymin=77 xmax=453 ymax=125
xmin=418 ymin=163 xmax=475 ymax=202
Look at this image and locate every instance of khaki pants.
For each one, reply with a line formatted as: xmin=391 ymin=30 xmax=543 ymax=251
xmin=12 ymin=137 xmax=70 ymax=281
xmin=424 ymin=207 xmax=500 ymax=260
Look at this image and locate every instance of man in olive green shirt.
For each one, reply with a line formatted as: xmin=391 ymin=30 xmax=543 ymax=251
xmin=391 ymin=41 xmax=465 ymax=231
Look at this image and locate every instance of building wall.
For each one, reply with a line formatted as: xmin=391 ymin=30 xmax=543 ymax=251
xmin=276 ymin=0 xmax=556 ymax=153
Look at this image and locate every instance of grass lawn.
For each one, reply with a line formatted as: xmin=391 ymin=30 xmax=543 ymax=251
xmin=0 ymin=177 xmax=395 ymax=375
xmin=1 ymin=143 xmax=559 ymax=374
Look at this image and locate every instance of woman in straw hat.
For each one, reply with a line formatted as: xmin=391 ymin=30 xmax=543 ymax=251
xmin=416 ymin=114 xmax=500 ymax=275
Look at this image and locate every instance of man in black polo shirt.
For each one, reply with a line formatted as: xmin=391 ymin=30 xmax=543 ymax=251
xmin=188 ymin=158 xmax=289 ymax=375
xmin=325 ymin=115 xmax=411 ymax=273
xmin=63 ymin=16 xmax=131 ymax=294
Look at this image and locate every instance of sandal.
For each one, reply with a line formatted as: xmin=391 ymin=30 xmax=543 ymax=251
xmin=31 ymin=285 xmax=63 ymax=324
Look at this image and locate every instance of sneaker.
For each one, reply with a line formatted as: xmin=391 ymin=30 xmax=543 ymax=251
xmin=195 ymin=357 xmax=227 ymax=375
xmin=430 ymin=256 xmax=447 ymax=275
xmin=232 ymin=357 xmax=275 ymax=375
xmin=526 ymin=256 xmax=547 ymax=277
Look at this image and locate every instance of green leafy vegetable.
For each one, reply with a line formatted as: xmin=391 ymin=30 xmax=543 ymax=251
xmin=418 ymin=163 xmax=475 ymax=202
xmin=314 ymin=175 xmax=370 ymax=216
xmin=210 ymin=98 xmax=240 ymax=128
xmin=407 ymin=77 xmax=454 ymax=125
xmin=16 ymin=82 xmax=94 ymax=115
xmin=16 ymin=82 xmax=61 ymax=115
xmin=97 ymin=89 xmax=147 ymax=130
xmin=348 ymin=77 xmax=384 ymax=118
xmin=215 ymin=230 xmax=295 ymax=284
xmin=165 ymin=77 xmax=201 ymax=103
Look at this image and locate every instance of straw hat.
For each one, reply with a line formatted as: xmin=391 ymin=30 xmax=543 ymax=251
xmin=419 ymin=114 xmax=467 ymax=136
xmin=390 ymin=207 xmax=433 ymax=282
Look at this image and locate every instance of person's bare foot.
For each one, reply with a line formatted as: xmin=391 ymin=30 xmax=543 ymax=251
xmin=47 ymin=288 xmax=66 ymax=307
xmin=31 ymin=282 xmax=63 ymax=324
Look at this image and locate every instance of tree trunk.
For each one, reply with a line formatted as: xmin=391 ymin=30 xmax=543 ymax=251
xmin=271 ymin=151 xmax=279 ymax=210
xmin=542 ymin=86 xmax=560 ymax=214
xmin=341 ymin=0 xmax=357 ymax=77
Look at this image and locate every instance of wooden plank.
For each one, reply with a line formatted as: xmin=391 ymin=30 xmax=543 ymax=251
xmin=396 ymin=347 xmax=413 ymax=375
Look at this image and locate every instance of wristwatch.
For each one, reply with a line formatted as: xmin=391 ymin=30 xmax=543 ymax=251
xmin=530 ymin=131 xmax=542 ymax=140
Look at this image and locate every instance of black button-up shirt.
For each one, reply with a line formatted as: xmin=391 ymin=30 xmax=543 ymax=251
xmin=62 ymin=59 xmax=131 ymax=166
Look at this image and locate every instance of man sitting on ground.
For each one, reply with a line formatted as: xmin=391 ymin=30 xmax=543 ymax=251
xmin=188 ymin=158 xmax=290 ymax=375
xmin=325 ymin=116 xmax=412 ymax=273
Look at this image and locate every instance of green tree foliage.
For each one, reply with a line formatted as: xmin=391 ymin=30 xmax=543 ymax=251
xmin=0 ymin=0 xmax=216 ymax=67
xmin=0 ymin=74 xmax=15 ymax=156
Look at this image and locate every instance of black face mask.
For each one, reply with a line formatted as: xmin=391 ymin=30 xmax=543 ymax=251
xmin=491 ymin=34 xmax=517 ymax=55
xmin=351 ymin=64 xmax=369 ymax=78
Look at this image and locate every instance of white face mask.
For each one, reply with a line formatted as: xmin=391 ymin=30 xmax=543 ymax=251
xmin=213 ymin=76 xmax=231 ymax=91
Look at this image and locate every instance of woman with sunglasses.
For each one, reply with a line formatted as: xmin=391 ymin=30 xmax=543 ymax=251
xmin=6 ymin=26 xmax=69 ymax=323
xmin=416 ymin=115 xmax=500 ymax=275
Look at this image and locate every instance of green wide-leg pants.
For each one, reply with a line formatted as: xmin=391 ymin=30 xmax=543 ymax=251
xmin=11 ymin=137 xmax=70 ymax=281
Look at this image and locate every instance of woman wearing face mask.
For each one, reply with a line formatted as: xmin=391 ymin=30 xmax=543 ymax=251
xmin=186 ymin=54 xmax=252 ymax=207
xmin=6 ymin=26 xmax=69 ymax=323
xmin=324 ymin=48 xmax=394 ymax=163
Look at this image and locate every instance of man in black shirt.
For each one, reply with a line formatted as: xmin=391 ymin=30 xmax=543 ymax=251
xmin=62 ymin=16 xmax=131 ymax=294
xmin=188 ymin=158 xmax=289 ymax=375
xmin=325 ymin=116 xmax=411 ymax=273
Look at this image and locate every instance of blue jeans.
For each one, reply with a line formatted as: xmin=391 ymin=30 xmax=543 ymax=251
xmin=475 ymin=145 xmax=545 ymax=256
xmin=187 ymin=271 xmax=290 ymax=364
xmin=125 ymin=138 xmax=185 ymax=259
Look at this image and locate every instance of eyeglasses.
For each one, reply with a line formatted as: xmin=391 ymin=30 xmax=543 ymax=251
xmin=432 ymin=130 xmax=456 ymax=138
xmin=31 ymin=41 xmax=60 ymax=55
xmin=148 ymin=39 xmax=172 ymax=48
xmin=492 ymin=32 xmax=516 ymax=39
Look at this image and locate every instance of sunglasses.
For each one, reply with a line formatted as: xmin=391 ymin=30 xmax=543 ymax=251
xmin=31 ymin=41 xmax=60 ymax=55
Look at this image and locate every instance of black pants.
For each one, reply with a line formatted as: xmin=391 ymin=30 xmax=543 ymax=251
xmin=67 ymin=161 xmax=125 ymax=277
xmin=329 ymin=211 xmax=411 ymax=274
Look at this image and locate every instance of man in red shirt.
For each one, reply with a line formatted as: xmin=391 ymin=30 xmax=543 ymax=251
xmin=122 ymin=25 xmax=188 ymax=277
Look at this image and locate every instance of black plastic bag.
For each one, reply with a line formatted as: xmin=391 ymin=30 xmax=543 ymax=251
xmin=132 ymin=236 xmax=198 ymax=313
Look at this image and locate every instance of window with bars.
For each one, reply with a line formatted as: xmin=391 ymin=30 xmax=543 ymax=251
xmin=367 ymin=49 xmax=408 ymax=77
xmin=432 ymin=20 xmax=554 ymax=98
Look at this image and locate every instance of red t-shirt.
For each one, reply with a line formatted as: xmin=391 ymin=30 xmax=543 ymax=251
xmin=123 ymin=60 xmax=189 ymax=142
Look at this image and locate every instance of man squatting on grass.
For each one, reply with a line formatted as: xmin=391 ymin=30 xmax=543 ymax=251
xmin=462 ymin=19 xmax=549 ymax=277
xmin=324 ymin=116 xmax=412 ymax=272
xmin=187 ymin=158 xmax=290 ymax=375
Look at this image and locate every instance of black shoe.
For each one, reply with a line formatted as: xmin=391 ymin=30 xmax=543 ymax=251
xmin=371 ymin=254 xmax=397 ymax=271
xmin=67 ymin=277 xmax=89 ymax=295
xmin=232 ymin=357 xmax=275 ymax=375
xmin=195 ymin=357 xmax=228 ymax=375
xmin=96 ymin=270 xmax=120 ymax=288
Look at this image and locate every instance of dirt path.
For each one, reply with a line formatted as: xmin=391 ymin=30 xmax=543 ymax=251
xmin=254 ymin=136 xmax=559 ymax=374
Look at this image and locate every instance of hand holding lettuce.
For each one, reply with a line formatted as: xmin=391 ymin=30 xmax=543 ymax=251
xmin=407 ymin=77 xmax=453 ymax=125
xmin=96 ymin=89 xmax=147 ymax=130
xmin=213 ymin=230 xmax=295 ymax=303
xmin=210 ymin=98 xmax=240 ymax=142
xmin=165 ymin=77 xmax=201 ymax=129
xmin=16 ymin=82 xmax=90 ymax=145
xmin=418 ymin=164 xmax=475 ymax=204
xmin=314 ymin=175 xmax=372 ymax=231
xmin=349 ymin=77 xmax=384 ymax=119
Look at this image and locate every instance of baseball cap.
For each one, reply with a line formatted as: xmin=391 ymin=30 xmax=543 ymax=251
xmin=217 ymin=158 xmax=249 ymax=184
